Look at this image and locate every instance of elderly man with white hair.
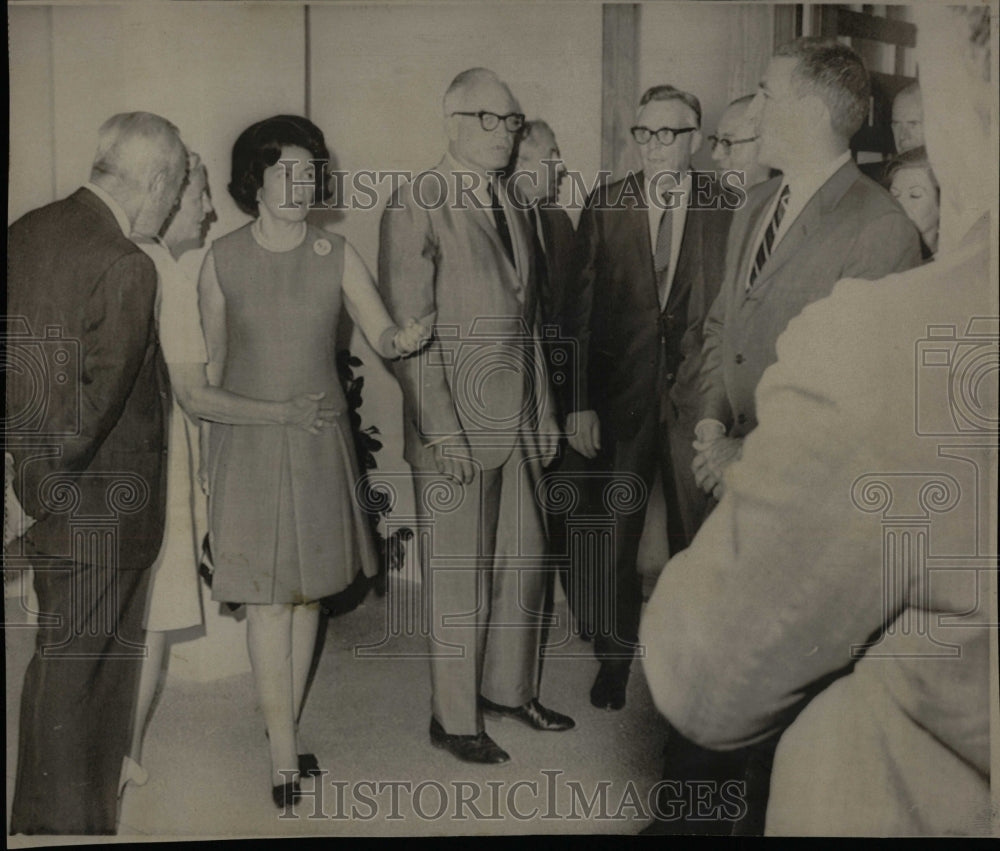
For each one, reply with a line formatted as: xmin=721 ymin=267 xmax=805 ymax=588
xmin=7 ymin=111 xmax=187 ymax=834
xmin=640 ymin=4 xmax=995 ymax=837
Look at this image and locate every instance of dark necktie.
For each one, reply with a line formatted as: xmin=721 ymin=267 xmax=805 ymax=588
xmin=489 ymin=181 xmax=516 ymax=266
xmin=531 ymin=207 xmax=552 ymax=321
xmin=654 ymin=205 xmax=673 ymax=308
xmin=748 ymin=184 xmax=791 ymax=290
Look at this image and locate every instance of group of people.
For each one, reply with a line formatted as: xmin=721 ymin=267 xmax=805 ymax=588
xmin=5 ymin=4 xmax=994 ymax=837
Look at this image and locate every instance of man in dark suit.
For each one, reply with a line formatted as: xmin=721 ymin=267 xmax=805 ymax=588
xmin=508 ymin=120 xmax=594 ymax=637
xmin=379 ymin=69 xmax=574 ymax=766
xmin=510 ymin=120 xmax=573 ymax=326
xmin=561 ymin=85 xmax=733 ymax=710
xmin=693 ymin=38 xmax=921 ymax=504
xmin=6 ymin=112 xmax=187 ymax=834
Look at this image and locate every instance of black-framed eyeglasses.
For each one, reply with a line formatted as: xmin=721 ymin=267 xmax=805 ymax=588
xmin=707 ymin=135 xmax=759 ymax=155
xmin=630 ymin=126 xmax=698 ymax=146
xmin=451 ymin=111 xmax=526 ymax=133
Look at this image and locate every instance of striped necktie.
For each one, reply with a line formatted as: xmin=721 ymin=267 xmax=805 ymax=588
xmin=748 ymin=184 xmax=790 ymax=290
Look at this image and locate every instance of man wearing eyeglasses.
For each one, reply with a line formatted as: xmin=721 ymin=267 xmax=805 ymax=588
xmin=378 ymin=67 xmax=573 ymax=767
xmin=561 ymin=85 xmax=732 ymax=713
xmin=710 ymin=94 xmax=771 ymax=190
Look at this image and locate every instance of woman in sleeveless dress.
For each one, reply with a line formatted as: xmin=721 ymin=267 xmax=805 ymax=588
xmin=123 ymin=154 xmax=336 ymax=797
xmin=199 ymin=116 xmax=428 ymax=808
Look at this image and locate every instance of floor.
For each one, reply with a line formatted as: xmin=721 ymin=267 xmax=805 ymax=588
xmin=5 ymin=576 xmax=668 ymax=838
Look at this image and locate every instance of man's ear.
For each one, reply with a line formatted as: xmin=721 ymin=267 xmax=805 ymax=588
xmin=689 ymin=129 xmax=704 ymax=157
xmin=801 ymin=94 xmax=831 ymax=134
xmin=444 ymin=115 xmax=461 ymax=144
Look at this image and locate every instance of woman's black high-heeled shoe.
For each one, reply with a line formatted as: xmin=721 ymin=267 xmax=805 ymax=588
xmin=298 ymin=753 xmax=320 ymax=778
xmin=272 ymin=779 xmax=302 ymax=809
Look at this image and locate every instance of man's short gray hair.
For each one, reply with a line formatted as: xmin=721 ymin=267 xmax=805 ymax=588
xmin=91 ymin=111 xmax=183 ymax=186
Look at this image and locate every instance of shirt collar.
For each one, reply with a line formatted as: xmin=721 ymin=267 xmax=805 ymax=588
xmin=646 ymin=170 xmax=692 ymax=206
xmin=83 ymin=182 xmax=133 ymax=238
xmin=779 ymin=150 xmax=851 ymax=202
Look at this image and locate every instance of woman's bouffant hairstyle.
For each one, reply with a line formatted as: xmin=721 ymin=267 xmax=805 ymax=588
xmin=883 ymin=145 xmax=939 ymax=197
xmin=228 ymin=115 xmax=333 ymax=216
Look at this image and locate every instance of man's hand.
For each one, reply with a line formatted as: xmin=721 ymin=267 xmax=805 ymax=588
xmin=283 ymin=392 xmax=339 ymax=435
xmin=566 ymin=409 xmax=601 ymax=459
xmin=691 ymin=449 xmax=723 ymax=495
xmin=434 ymin=433 xmax=475 ymax=484
xmin=691 ymin=430 xmax=744 ymax=496
xmin=701 ymin=435 xmax=744 ymax=474
xmin=537 ymin=419 xmax=561 ymax=468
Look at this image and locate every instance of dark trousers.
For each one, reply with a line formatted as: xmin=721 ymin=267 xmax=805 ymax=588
xmin=10 ymin=560 xmax=150 ymax=835
xmin=590 ymin=400 xmax=689 ymax=661
xmin=642 ymin=722 xmax=780 ymax=835
xmin=540 ymin=441 xmax=595 ymax=636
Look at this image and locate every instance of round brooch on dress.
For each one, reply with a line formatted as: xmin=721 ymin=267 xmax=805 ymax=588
xmin=314 ymin=238 xmax=332 ymax=256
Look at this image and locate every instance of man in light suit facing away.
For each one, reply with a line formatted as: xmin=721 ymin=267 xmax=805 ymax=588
xmin=6 ymin=112 xmax=187 ymax=834
xmin=378 ymin=68 xmax=574 ymax=766
xmin=561 ymin=85 xmax=734 ymax=711
xmin=693 ymin=38 xmax=921 ymax=504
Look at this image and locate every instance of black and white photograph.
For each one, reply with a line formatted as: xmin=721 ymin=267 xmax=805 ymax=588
xmin=4 ymin=0 xmax=998 ymax=839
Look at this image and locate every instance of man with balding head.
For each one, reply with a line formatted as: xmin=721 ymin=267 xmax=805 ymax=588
xmin=891 ymin=81 xmax=924 ymax=154
xmin=7 ymin=112 xmax=187 ymax=834
xmin=379 ymin=68 xmax=573 ymax=765
xmin=710 ymin=94 xmax=770 ymax=189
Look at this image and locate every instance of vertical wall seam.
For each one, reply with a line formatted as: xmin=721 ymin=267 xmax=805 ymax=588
xmin=304 ymin=4 xmax=311 ymax=118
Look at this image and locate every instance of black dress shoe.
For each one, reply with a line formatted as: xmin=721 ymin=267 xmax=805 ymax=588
xmin=480 ymin=697 xmax=576 ymax=731
xmin=272 ymin=780 xmax=302 ymax=809
xmin=590 ymin=660 xmax=630 ymax=710
xmin=298 ymin=753 xmax=320 ymax=777
xmin=429 ymin=717 xmax=510 ymax=764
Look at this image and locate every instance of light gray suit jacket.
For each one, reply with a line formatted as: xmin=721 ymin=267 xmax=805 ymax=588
xmin=378 ymin=155 xmax=553 ymax=471
xmin=700 ymin=160 xmax=921 ymax=437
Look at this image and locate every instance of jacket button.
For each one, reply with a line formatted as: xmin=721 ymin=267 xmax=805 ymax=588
xmin=735 ymin=353 xmax=744 ymax=364
xmin=665 ymin=373 xmax=675 ymax=382
xmin=737 ymin=413 xmax=747 ymax=425
xmin=160 ymin=390 xmax=168 ymax=399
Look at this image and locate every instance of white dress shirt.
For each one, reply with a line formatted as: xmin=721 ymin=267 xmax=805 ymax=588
xmin=83 ymin=181 xmax=132 ymax=238
xmin=646 ymin=171 xmax=692 ymax=309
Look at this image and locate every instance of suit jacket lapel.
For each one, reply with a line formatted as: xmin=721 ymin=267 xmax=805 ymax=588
xmin=665 ymin=193 xmax=702 ymax=312
xmin=632 ymin=172 xmax=661 ymax=305
xmin=749 ymin=161 xmax=861 ymax=295
xmin=436 ymin=156 xmax=517 ymax=275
